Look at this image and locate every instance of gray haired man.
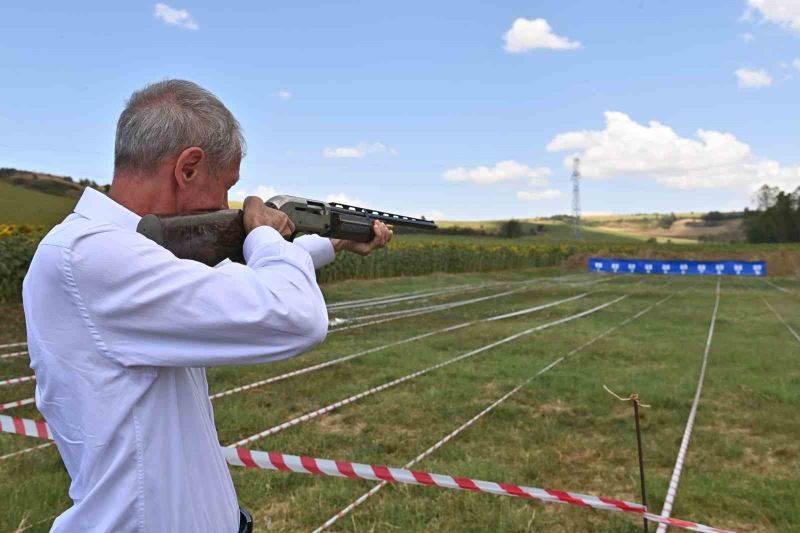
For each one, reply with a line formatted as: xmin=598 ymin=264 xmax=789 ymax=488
xmin=23 ymin=80 xmax=392 ymax=532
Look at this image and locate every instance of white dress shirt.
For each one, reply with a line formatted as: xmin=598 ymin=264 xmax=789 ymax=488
xmin=22 ymin=188 xmax=335 ymax=532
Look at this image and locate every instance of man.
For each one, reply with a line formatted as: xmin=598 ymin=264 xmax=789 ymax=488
xmin=23 ymin=79 xmax=392 ymax=532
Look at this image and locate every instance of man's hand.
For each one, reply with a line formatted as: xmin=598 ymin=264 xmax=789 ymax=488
xmin=331 ymin=220 xmax=393 ymax=256
xmin=243 ymin=196 xmax=295 ymax=237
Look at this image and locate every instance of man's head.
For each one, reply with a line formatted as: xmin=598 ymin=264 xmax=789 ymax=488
xmin=112 ymin=79 xmax=245 ymax=214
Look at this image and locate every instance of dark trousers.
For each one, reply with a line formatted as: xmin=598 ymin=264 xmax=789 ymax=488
xmin=238 ymin=507 xmax=253 ymax=533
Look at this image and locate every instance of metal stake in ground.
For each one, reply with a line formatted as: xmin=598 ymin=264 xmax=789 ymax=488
xmin=604 ymin=385 xmax=650 ymax=533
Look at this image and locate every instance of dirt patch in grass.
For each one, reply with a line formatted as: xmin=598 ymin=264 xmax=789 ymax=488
xmin=317 ymin=413 xmax=368 ymax=437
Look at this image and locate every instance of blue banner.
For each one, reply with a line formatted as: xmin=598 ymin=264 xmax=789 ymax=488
xmin=588 ymin=257 xmax=766 ymax=276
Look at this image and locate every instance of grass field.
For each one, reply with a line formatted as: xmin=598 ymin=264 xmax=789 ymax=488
xmin=0 ymin=181 xmax=77 ymax=228
xmin=1 ymin=268 xmax=799 ymax=532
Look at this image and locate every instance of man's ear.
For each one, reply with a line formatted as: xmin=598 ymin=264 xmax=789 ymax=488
xmin=173 ymin=147 xmax=206 ymax=190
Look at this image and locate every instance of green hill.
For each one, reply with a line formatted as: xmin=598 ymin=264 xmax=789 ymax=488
xmin=0 ymin=180 xmax=78 ymax=227
xmin=0 ymin=168 xmax=109 ymax=227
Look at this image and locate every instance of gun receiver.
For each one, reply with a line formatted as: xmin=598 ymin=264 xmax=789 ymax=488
xmin=136 ymin=195 xmax=437 ymax=266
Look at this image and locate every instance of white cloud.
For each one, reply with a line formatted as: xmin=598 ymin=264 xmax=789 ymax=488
xmin=154 ymin=3 xmax=199 ymax=30
xmin=745 ymin=0 xmax=800 ymax=34
xmin=322 ymin=141 xmax=396 ymax=159
xmin=503 ymin=18 xmax=581 ymax=52
xmin=325 ymin=193 xmax=364 ymax=206
xmin=443 ymin=160 xmax=551 ymax=185
xmin=735 ymin=68 xmax=773 ymax=88
xmin=740 ymin=32 xmax=755 ymax=43
xmin=546 ymin=110 xmax=800 ymax=191
xmin=794 ymin=58 xmax=800 ymax=70
xmin=276 ymin=90 xmax=292 ymax=100
xmin=516 ymin=189 xmax=564 ymax=201
xmin=229 ymin=185 xmax=278 ymax=202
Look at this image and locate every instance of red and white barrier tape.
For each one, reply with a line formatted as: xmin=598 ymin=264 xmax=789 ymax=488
xmin=759 ymin=295 xmax=800 ymax=344
xmin=224 ymin=447 xmax=734 ymax=533
xmin=316 ymin=291 xmax=678 ymax=531
xmin=0 ymin=341 xmax=27 ymax=350
xmin=228 ymin=295 xmax=627 ymax=447
xmin=0 ymin=350 xmax=28 ymax=359
xmin=0 ymin=412 xmax=732 ymax=532
xmin=0 ymin=397 xmax=36 ymax=411
xmin=655 ymin=279 xmax=720 ymax=532
xmin=0 ymin=375 xmax=35 ymax=387
xmin=210 ymin=292 xmax=589 ymax=401
xmin=0 ymin=413 xmax=52 ymax=439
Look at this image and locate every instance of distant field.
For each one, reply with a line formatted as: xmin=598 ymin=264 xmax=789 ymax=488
xmin=438 ymin=215 xmax=747 ymax=245
xmin=434 ymin=219 xmax=699 ymax=244
xmin=398 ymin=227 xmax=640 ymax=245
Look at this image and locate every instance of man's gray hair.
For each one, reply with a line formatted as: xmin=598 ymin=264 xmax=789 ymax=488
xmin=114 ymin=79 xmax=245 ymax=174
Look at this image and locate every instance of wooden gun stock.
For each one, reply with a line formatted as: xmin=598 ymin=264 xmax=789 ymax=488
xmin=137 ymin=195 xmax=437 ymax=266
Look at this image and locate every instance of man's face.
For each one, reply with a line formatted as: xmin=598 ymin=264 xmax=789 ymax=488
xmin=175 ymin=156 xmax=240 ymax=213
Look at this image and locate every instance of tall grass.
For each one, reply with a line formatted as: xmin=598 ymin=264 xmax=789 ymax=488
xmin=317 ymin=241 xmax=596 ymax=282
xmin=0 ymin=225 xmax=41 ymax=302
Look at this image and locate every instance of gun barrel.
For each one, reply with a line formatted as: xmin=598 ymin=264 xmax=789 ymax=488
xmin=328 ymin=202 xmax=438 ymax=231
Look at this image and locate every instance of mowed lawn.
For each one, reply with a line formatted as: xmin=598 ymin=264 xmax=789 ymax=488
xmin=1 ymin=269 xmax=799 ymax=532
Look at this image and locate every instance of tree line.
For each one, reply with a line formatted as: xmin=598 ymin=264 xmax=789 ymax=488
xmin=744 ymin=185 xmax=800 ymax=243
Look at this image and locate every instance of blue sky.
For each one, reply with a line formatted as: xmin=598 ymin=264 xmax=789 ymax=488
xmin=1 ymin=1 xmax=799 ymax=220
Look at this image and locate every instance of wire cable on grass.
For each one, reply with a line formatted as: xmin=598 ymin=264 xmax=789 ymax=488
xmin=327 ymin=283 xmax=490 ymax=311
xmin=315 ymin=290 xmax=677 ymax=531
xmin=2 ymin=279 xmax=599 ymax=460
xmin=7 ymin=291 xmax=599 ymax=420
xmin=328 ymin=287 xmax=531 ymax=333
xmin=337 ymin=274 xmax=601 ymax=323
xmin=0 ymin=351 xmax=28 ymax=360
xmin=328 ymin=274 xmax=614 ymax=334
xmin=763 ymin=279 xmax=792 ymax=294
xmin=0 ymin=341 xmax=27 ymax=350
xmin=758 ymin=294 xmax=800 ymax=344
xmin=655 ymin=279 xmax=721 ymax=533
xmin=0 ymin=442 xmax=55 ymax=461
xmin=333 ymin=287 xmax=532 ymax=324
xmin=226 ymin=295 xmax=628 ymax=448
xmin=328 ymin=274 xmax=591 ymax=313
xmin=209 ymin=292 xmax=591 ymax=401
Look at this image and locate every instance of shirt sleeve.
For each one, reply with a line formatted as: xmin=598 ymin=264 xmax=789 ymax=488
xmin=67 ymin=225 xmax=329 ymax=368
xmin=292 ymin=235 xmax=336 ymax=270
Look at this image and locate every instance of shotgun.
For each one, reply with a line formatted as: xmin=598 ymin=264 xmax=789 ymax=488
xmin=136 ymin=195 xmax=437 ymax=266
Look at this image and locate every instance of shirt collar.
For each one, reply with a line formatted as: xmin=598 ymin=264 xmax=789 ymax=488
xmin=73 ymin=187 xmax=142 ymax=231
